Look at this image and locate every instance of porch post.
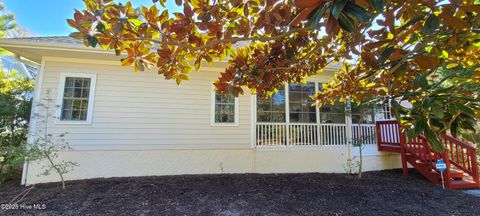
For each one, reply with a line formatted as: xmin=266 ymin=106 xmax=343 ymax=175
xmin=285 ymin=84 xmax=290 ymax=146
xmin=251 ymin=95 xmax=257 ymax=148
xmin=315 ymin=83 xmax=321 ymax=146
xmin=345 ymin=101 xmax=353 ymax=162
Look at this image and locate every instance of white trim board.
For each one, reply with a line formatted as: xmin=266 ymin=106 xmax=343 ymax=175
xmin=22 ymin=57 xmax=46 ymax=185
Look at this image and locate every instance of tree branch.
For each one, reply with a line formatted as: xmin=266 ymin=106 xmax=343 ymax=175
xmin=122 ymin=22 xmax=326 ymax=52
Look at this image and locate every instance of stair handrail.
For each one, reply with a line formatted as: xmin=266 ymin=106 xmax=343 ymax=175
xmin=441 ymin=133 xmax=477 ymax=149
xmin=411 ymin=135 xmax=444 ymax=168
xmin=411 ymin=134 xmax=478 ymax=186
xmin=410 ymin=135 xmax=452 ymax=187
xmin=440 ymin=134 xmax=479 ymax=184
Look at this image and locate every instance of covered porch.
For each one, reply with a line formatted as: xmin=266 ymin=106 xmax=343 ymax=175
xmin=252 ymin=82 xmax=391 ymax=148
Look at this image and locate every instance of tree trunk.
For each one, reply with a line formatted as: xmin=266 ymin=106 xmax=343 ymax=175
xmin=45 ymin=153 xmax=66 ymax=189
xmin=60 ymin=175 xmax=66 ymax=190
xmin=357 ymin=110 xmax=365 ymax=179
xmin=0 ymin=163 xmax=5 ymax=177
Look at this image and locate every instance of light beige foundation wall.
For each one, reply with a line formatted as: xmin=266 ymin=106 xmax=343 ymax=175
xmin=25 ymin=149 xmax=401 ymax=184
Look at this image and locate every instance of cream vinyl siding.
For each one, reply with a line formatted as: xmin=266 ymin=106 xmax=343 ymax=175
xmin=23 ymin=58 xmax=404 ymax=185
xmin=37 ymin=59 xmax=252 ymax=151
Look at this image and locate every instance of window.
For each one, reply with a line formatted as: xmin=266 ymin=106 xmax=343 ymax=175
xmin=375 ymin=104 xmax=393 ymax=120
xmin=289 ymin=82 xmax=316 ymax=123
xmin=351 ymin=104 xmax=374 ymax=124
xmin=255 ymin=83 xmax=349 ymax=124
xmin=211 ymin=89 xmax=239 ymax=125
xmin=319 ymin=103 xmax=346 ymax=123
xmin=56 ymin=73 xmax=96 ymax=124
xmin=318 ymin=84 xmax=345 ymax=124
xmin=257 ymin=88 xmax=286 ymax=122
xmin=255 ymin=83 xmax=347 ymax=124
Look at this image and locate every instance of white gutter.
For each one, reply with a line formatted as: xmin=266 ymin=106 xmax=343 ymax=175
xmin=0 ymin=42 xmax=118 ymax=56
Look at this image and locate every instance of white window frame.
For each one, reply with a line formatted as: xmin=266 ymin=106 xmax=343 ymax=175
xmin=55 ymin=73 xmax=97 ymax=125
xmin=210 ymin=86 xmax=239 ymax=126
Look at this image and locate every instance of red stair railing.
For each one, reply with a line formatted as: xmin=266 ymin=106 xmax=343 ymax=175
xmin=376 ymin=120 xmax=402 ymax=152
xmin=441 ymin=134 xmax=479 ymax=185
xmin=404 ymin=135 xmax=450 ymax=186
xmin=405 ymin=136 xmax=439 ymax=166
xmin=376 ymin=120 xmax=479 ymax=188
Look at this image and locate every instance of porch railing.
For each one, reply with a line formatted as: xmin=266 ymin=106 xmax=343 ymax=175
xmin=255 ymin=123 xmax=376 ymax=147
xmin=375 ymin=120 xmax=402 ymax=152
xmin=351 ymin=124 xmax=377 ymax=145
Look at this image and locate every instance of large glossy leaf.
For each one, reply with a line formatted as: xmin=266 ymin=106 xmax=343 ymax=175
xmin=414 ymin=55 xmax=440 ymax=70
xmin=431 ymin=103 xmax=444 ymax=118
xmin=455 ymin=103 xmax=476 ymax=118
xmin=331 ymin=0 xmax=348 ymax=19
xmin=379 ymin=46 xmax=394 ymax=64
xmin=361 ymin=51 xmax=377 ymax=67
xmin=450 ymin=120 xmax=459 ymax=137
xmin=439 ymin=12 xmax=470 ymax=30
xmin=418 ymin=75 xmax=429 ymax=90
xmin=422 ymin=14 xmax=439 ymax=34
xmin=337 ymin=12 xmax=355 ymax=32
xmin=426 ymin=129 xmax=443 ymax=151
xmin=369 ymin=0 xmax=384 ymax=12
xmin=343 ymin=2 xmax=371 ymax=22
xmin=414 ymin=119 xmax=427 ymax=134
xmin=459 ymin=5 xmax=480 ymax=13
xmin=326 ymin=14 xmax=341 ymax=34
xmin=96 ymin=22 xmax=106 ymax=33
xmin=307 ymin=5 xmax=327 ymax=27
xmin=87 ymin=36 xmax=98 ymax=48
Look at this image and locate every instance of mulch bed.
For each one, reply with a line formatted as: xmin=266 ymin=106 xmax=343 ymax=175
xmin=0 ymin=169 xmax=479 ymax=216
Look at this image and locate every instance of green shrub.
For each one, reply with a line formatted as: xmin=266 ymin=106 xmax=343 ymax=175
xmin=0 ymin=71 xmax=33 ymax=183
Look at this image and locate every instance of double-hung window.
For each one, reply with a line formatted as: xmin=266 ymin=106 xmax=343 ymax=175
xmin=289 ymin=82 xmax=316 ymax=123
xmin=318 ymin=84 xmax=345 ymax=124
xmin=318 ymin=103 xmax=346 ymax=123
xmin=211 ymin=89 xmax=239 ymax=126
xmin=351 ymin=104 xmax=374 ymax=124
xmin=257 ymin=88 xmax=286 ymax=122
xmin=56 ymin=73 xmax=96 ymax=124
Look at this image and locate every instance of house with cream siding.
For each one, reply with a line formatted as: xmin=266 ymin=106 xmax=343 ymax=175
xmin=0 ymin=36 xmax=401 ymax=185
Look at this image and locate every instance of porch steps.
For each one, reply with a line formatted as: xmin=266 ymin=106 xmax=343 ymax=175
xmin=376 ymin=120 xmax=479 ymax=189
xmin=449 ymin=179 xmax=479 ymax=189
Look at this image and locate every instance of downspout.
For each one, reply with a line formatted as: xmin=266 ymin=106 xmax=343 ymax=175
xmin=21 ymin=57 xmax=45 ymax=186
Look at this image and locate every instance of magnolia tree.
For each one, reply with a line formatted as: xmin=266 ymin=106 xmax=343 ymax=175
xmin=69 ymin=0 xmax=479 ymax=150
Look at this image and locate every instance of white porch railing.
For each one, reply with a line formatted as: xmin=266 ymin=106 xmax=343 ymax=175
xmin=256 ymin=123 xmax=287 ymax=146
xmin=351 ymin=124 xmax=377 ymax=145
xmin=255 ymin=123 xmax=376 ymax=147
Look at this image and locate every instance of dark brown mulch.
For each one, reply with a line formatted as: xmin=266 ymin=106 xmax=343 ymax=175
xmin=0 ymin=169 xmax=479 ymax=216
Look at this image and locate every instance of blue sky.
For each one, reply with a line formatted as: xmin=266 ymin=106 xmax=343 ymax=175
xmin=3 ymin=0 xmax=180 ymax=36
